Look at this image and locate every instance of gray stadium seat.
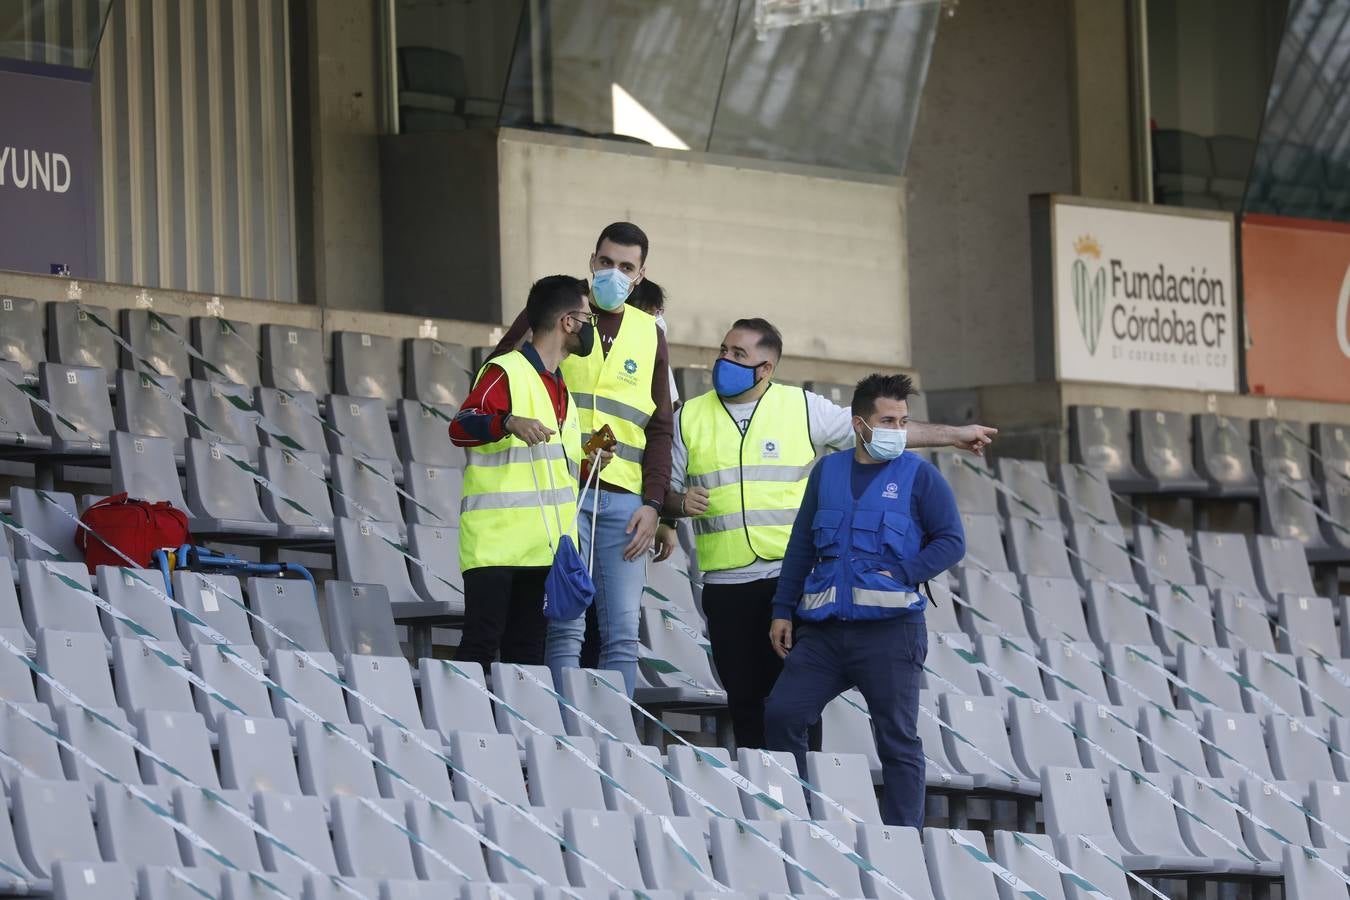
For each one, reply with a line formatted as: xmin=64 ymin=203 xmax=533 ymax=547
xmin=922 ymin=631 xmax=984 ymax=696
xmin=990 ymin=831 xmax=1067 ymax=900
xmin=1194 ymin=413 xmax=1258 ymax=497
xmin=133 ymin=709 xmax=219 ymax=788
xmin=1072 ymin=700 xmax=1143 ymax=774
xmin=1020 ymin=575 xmax=1090 ymax=644
xmin=111 ymin=637 xmax=194 ymax=713
xmin=1261 ymin=476 xmax=1340 ymax=556
xmin=638 ymin=606 xmax=722 ymax=693
xmin=304 ymin=875 xmax=380 ymax=900
xmin=333 ymin=331 xmax=400 ymax=407
xmin=491 ymin=661 xmax=566 ymax=744
xmin=53 ymin=862 xmax=135 ymax=900
xmin=47 ymin=301 xmax=115 ymax=376
xmin=922 ymin=828 xmax=999 ymax=900
xmin=780 ymin=819 xmax=864 ymax=897
xmin=335 ymin=517 xmax=421 ymax=606
xmin=114 ymin=369 xmax=187 ymax=450
xmin=372 ymin=724 xmax=454 ymax=803
xmin=36 ymin=628 xmax=114 ymax=707
xmin=935 ymin=452 xmax=996 ymax=515
xmin=1084 ymin=581 xmax=1153 ymax=649
xmin=1323 ymin=477 xmax=1350 ymax=552
xmin=0 ymin=625 xmax=34 ymax=700
xmin=1175 ymin=644 xmax=1243 ymax=713
xmin=1213 ymin=590 xmax=1277 ymax=653
xmin=138 ymin=867 xmax=231 ymax=900
xmin=1239 ymin=778 xmax=1313 ymax=862
xmin=805 ymin=750 xmax=881 ymax=823
xmin=54 ymin=703 xmax=138 ymax=783
xmin=668 ymin=745 xmax=743 ymax=817
xmin=558 ymin=666 xmax=641 ymax=744
xmin=331 ymin=794 xmax=418 ymax=878
xmin=0 ymin=295 xmax=44 ymax=374
xmin=419 ymin=659 xmax=496 ymax=738
xmin=190 ymin=643 xmax=271 ymax=727
xmin=1137 ymin=707 xmax=1207 ymax=778
xmin=1056 ymin=463 xmax=1119 ymax=526
xmin=1254 ymin=418 xmax=1315 ymax=489
xmin=20 ymin=558 xmax=101 ymax=635
xmin=599 ymin=741 xmax=675 ymax=817
xmin=261 ymin=323 xmax=329 ymax=395
xmin=172 ymin=571 xmax=253 ymax=648
xmin=254 ymin=791 xmax=340 ymax=877
xmin=1282 ymin=843 xmax=1350 ymax=900
xmin=938 ymin=693 xmax=1036 ymax=793
xmin=735 ymin=748 xmax=809 ymax=821
xmin=1306 ymin=780 xmax=1350 ymax=850
xmin=94 ymin=782 xmax=180 ymax=866
xmin=296 ymin=718 xmax=379 ymax=799
xmin=956 ymin=568 xmax=1027 ymax=638
xmin=1131 ymin=408 xmax=1208 ymax=493
xmin=1267 ymin=713 xmax=1335 ymax=782
xmin=184 ymin=379 xmax=260 ymax=453
xmin=405 ymin=799 xmax=489 ymax=882
xmin=403 ymin=463 xmax=462 ymax=527
xmin=822 ymin=689 xmax=882 ymax=775
xmin=38 ymin=363 xmax=113 ymax=453
xmin=190 ymin=316 xmax=260 ymax=386
xmin=254 ymin=386 xmax=327 ymax=455
xmin=345 ymin=653 xmax=421 ymax=731
xmin=218 ymin=713 xmax=301 ymax=794
xmin=707 ymin=817 xmax=790 ymax=893
xmin=1039 ymin=767 xmax=1133 ymax=865
xmin=0 ymin=564 xmax=28 ymax=638
xmin=1172 ymin=773 xmax=1273 ymax=876
xmin=634 ymin=816 xmax=716 ymax=892
xmin=460 ymin=885 xmax=533 ymax=900
xmin=172 ymin=787 xmax=263 ymax=872
xmin=257 ymin=447 xmax=334 ymax=539
xmin=1239 ymin=647 xmax=1308 ymax=716
xmin=407 ymin=524 xmax=465 ymax=609
xmin=120 ymin=309 xmax=189 ymax=379
xmin=247 ymin=575 xmax=328 ymax=654
xmin=11 ymin=487 xmax=79 ymax=563
xmin=0 ymin=359 xmax=53 ymax=451
xmin=975 ymin=634 xmax=1045 ymax=700
xmin=97 ymin=565 xmax=179 ymax=647
xmin=1051 ymin=834 xmax=1134 ymax=900
xmin=1103 ymin=643 xmax=1174 ymax=709
xmin=270 ymin=648 xmax=350 ymax=729
xmin=184 ymin=438 xmax=277 ymax=537
xmin=110 ymin=431 xmax=188 ymax=509
xmin=0 ymin=702 xmax=64 ymax=780
xmin=1040 ymin=640 xmax=1113 ymax=706
xmin=404 ymin=338 xmax=471 ymax=407
xmin=1302 ymin=655 xmax=1350 ymax=726
xmin=323 ymin=581 xmax=403 ymax=659
xmin=397 ymin=401 xmax=465 ymax=468
xmin=1200 ymin=709 xmax=1273 ymax=781
xmin=1106 ymin=769 xmax=1211 ymax=872
xmin=994 ymin=458 xmax=1057 ymax=520
xmin=14 ymin=775 xmax=102 ymax=877
xmin=447 ymin=729 xmax=529 ymax=818
xmin=481 ymin=804 xmax=568 ymax=886
xmin=1068 ymin=406 xmax=1150 ymax=492
xmin=958 ymin=513 xmax=1008 ymax=572
xmin=674 ymin=368 xmax=713 ymax=399
xmin=332 ymin=454 xmax=405 ymax=538
xmin=1193 ymin=530 xmax=1262 ymax=598
xmin=1132 ymin=521 xmax=1195 ymax=587
xmin=561 ymin=808 xmax=645 ymax=889
xmin=1253 ymin=534 xmax=1317 ymax=604
xmin=1150 ymin=584 xmax=1217 ymax=656
xmin=1008 ymin=698 xmax=1080 ymax=777
xmin=1066 ymin=522 xmax=1135 ymax=586
xmin=854 ymin=824 xmax=936 ymax=900
xmin=923 ymin=579 xmax=961 ymax=634
xmin=1005 ymin=517 xmax=1073 ymax=579
xmin=1313 ymin=422 xmax=1350 ymax=489
xmin=326 ymin=394 xmax=398 ymax=461
xmin=1278 ymin=593 xmax=1338 ymax=659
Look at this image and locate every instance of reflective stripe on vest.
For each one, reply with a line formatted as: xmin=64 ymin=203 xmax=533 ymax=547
xmin=560 ymin=307 xmax=659 ymax=494
xmin=460 ymin=350 xmax=582 ymax=570
xmin=681 ymin=384 xmax=816 ymax=571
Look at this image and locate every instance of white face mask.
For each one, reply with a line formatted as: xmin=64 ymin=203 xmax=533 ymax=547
xmin=858 ymin=419 xmax=908 ymax=461
xmin=654 ymin=314 xmax=667 ymax=333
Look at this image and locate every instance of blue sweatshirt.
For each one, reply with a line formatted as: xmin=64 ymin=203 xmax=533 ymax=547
xmin=770 ymin=453 xmax=967 ymax=621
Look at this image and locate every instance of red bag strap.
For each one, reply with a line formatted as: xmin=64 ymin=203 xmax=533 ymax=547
xmin=85 ymin=493 xmax=130 ymax=512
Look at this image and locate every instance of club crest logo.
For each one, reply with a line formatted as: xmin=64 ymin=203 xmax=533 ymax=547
xmin=623 ymin=358 xmax=638 ymax=375
xmin=882 ymin=482 xmax=899 ymax=499
xmin=1071 ymin=234 xmax=1106 ymax=356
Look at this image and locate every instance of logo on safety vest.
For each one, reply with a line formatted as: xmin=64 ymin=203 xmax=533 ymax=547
xmin=882 ymin=482 xmax=899 ymax=499
xmin=623 ymin=358 xmax=638 ymax=375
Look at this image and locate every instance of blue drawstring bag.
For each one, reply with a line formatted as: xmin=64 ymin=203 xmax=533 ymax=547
xmin=542 ymin=533 xmax=594 ymax=621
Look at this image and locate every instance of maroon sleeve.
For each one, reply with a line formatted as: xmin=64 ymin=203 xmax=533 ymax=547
xmin=487 ymin=308 xmax=531 ymax=362
xmin=449 ymin=364 xmax=511 ymax=446
xmin=641 ymin=329 xmax=674 ymax=505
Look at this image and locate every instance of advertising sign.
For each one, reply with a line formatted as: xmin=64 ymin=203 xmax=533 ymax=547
xmin=1243 ymin=214 xmax=1350 ymax=403
xmin=1034 ymin=196 xmax=1238 ymax=392
xmin=0 ymin=60 xmax=96 ymax=278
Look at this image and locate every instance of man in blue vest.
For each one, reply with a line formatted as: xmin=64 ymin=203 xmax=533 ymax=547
xmin=762 ymin=373 xmax=965 ymax=828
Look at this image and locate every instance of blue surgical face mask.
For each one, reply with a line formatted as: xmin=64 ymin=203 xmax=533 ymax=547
xmin=858 ymin=419 xmax=907 ymax=461
xmin=591 ymin=267 xmax=633 ymax=311
xmin=712 ymin=357 xmax=762 ymax=397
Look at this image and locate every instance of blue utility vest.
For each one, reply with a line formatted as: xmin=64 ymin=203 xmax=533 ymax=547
xmin=797 ymin=450 xmax=928 ymax=622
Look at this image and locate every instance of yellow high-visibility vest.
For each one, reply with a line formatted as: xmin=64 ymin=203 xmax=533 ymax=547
xmin=560 ymin=307 xmax=658 ymax=494
xmin=680 ymin=383 xmax=816 ymax=571
xmin=459 ymin=350 xmax=582 ymax=571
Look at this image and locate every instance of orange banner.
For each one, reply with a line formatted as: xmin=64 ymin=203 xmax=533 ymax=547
xmin=1242 ymin=213 xmax=1350 ymax=402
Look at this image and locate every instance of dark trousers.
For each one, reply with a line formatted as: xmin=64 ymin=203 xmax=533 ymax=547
xmin=763 ymin=617 xmax=928 ymax=828
xmin=457 ymin=566 xmax=549 ymax=668
xmin=703 ymin=578 xmax=794 ymax=750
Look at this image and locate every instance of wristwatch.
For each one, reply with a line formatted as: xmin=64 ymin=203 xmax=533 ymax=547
xmin=642 ymin=498 xmax=663 ymax=513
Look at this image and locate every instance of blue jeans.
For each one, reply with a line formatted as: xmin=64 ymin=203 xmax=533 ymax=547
xmin=763 ymin=616 xmax=928 ymax=827
xmin=546 ymin=488 xmax=644 ymax=695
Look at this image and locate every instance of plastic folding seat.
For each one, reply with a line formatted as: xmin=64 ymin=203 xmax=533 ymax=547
xmin=254 ymin=792 xmax=340 ymax=878
xmin=47 ymin=301 xmax=115 ymax=375
xmin=172 ymin=571 xmax=252 ymax=649
xmin=215 ymin=713 xmax=301 ymax=794
xmin=404 ymin=338 xmax=471 ymax=407
xmin=335 ymin=517 xmax=421 ymax=606
xmin=184 ymin=378 xmax=260 ymax=451
xmin=244 ymin=576 xmax=325 ymax=655
xmin=20 ymin=558 xmax=101 ymax=636
xmin=405 ymin=798 xmax=489 ymax=882
xmin=296 ymin=718 xmax=378 ymax=799
xmin=1252 ymin=534 xmax=1316 ymax=604
xmin=938 ymin=693 xmax=1036 ymax=794
xmin=406 ymin=524 xmax=464 ymax=610
xmin=261 ymin=323 xmax=328 ymax=395
xmin=1055 ymin=463 xmax=1119 ymax=527
xmin=0 ymin=295 xmax=44 ymax=375
xmin=326 ymin=394 xmax=398 ymax=462
xmin=1260 ymin=476 xmax=1337 ymax=554
xmin=1267 ymin=713 xmax=1336 ymax=783
xmin=1239 ymin=648 xmax=1308 ymax=717
xmin=397 ymin=401 xmax=464 ymax=468
xmin=418 ymin=659 xmax=495 ymax=738
xmin=109 ymin=435 xmax=186 ymax=514
xmin=706 ymin=817 xmax=790 ymax=893
xmin=596 ymin=742 xmax=673 ymax=818
xmin=334 ymin=331 xmax=400 ymax=407
xmin=255 ymin=447 xmax=334 ymax=540
xmin=0 ymin=625 xmax=34 ymax=701
xmin=491 ymin=661 xmax=565 ymax=744
xmin=1313 ymin=423 xmax=1350 ymax=488
xmin=267 ymin=647 xmax=347 ymax=729
xmin=330 ymin=794 xmax=419 ymax=879
xmin=11 ymin=489 xmax=77 ymax=567
xmin=111 ymin=637 xmax=194 ymax=714
xmin=330 ymin=454 xmax=404 ymax=537
xmin=190 ymin=643 xmax=271 ymax=726
xmin=1200 ymin=709 xmax=1273 ymax=781
xmin=955 ymin=568 xmax=1027 ymax=638
xmin=460 ymin=886 xmax=533 ymax=900
xmin=1072 ymin=700 xmax=1142 ymax=774
xmin=114 ymin=369 xmax=187 ymax=448
xmin=805 ymin=750 xmax=881 ymax=823
xmin=1213 ymin=590 xmax=1276 ymax=653
xmin=735 ymin=748 xmax=809 ymax=821
xmin=403 ymin=462 xmax=461 ymax=526
xmin=324 ymin=581 xmax=402 ymax=659
xmin=1051 ymin=834 xmax=1134 ymax=900
xmin=993 ymin=457 xmax=1057 ymax=520
xmin=1006 ymin=517 xmax=1073 ymax=579
xmin=1131 ymin=408 xmax=1208 ymax=494
xmin=1194 ymin=413 xmax=1258 ymax=497
xmin=133 ymin=709 xmax=219 ymax=788
xmin=54 ymin=703 xmax=138 ymax=783
xmin=184 ymin=438 xmax=277 ymax=537
xmin=0 ymin=363 xmax=52 ymax=451
xmin=191 ymin=316 xmax=261 ymax=386
xmin=1041 ymin=640 xmax=1113 ymax=705
xmin=779 ymin=819 xmax=865 ymax=897
xmin=923 ymin=631 xmax=983 ymax=696
xmin=558 ymin=666 xmax=641 ymax=744
xmin=93 ymin=781 xmax=181 ymax=866
xmin=481 ymin=803 xmax=568 ymax=886
xmin=956 ymin=513 xmax=1007 ymax=572
xmin=1172 ymin=773 xmax=1274 ymax=876
xmin=638 ymin=606 xmax=722 ymax=692
xmin=120 ymin=309 xmax=189 ymax=379
xmin=140 ymin=867 xmax=240 ymax=900
xmin=1066 ymin=522 xmax=1135 ymax=586
xmin=304 ymin=875 xmax=380 ymax=900
xmin=922 ymin=828 xmax=1001 ymax=900
xmin=934 ymin=452 xmax=996 ymax=516
xmin=822 ymin=689 xmax=882 ymax=774
xmin=38 ymin=363 xmax=113 ymax=453
xmin=1254 ymin=418 xmax=1315 ymax=490
xmin=51 ymin=861 xmax=135 ymax=900
xmin=1068 ymin=406 xmax=1150 ymax=492
xmin=1106 ymin=769 xmax=1214 ymax=872
xmin=1102 ymin=643 xmax=1173 ymax=709
xmin=1323 ymin=477 xmax=1350 ymax=552
xmin=372 ymin=724 xmax=453 ymax=803
xmin=11 ymin=775 xmax=100 ymax=878
xmin=923 ymin=579 xmax=961 ymax=634
xmin=251 ymin=385 xmax=325 ymax=452
xmin=1282 ymin=844 xmax=1350 ymax=900
xmin=975 ymin=634 xmax=1045 ymax=700
xmin=94 ymin=566 xmax=177 ymax=647
xmin=1084 ymin=581 xmax=1153 ymax=649
xmin=221 ymin=869 xmax=306 ymax=900
xmin=447 ymin=729 xmax=529 ymax=818
xmin=0 ymin=703 xmax=64 ymax=780
xmin=1019 ymin=575 xmax=1090 ymax=643
xmin=1008 ymin=698 xmax=1080 ymax=778
xmin=1137 ymin=706 xmax=1208 ymax=778
xmin=668 ymin=745 xmax=744 ymax=817
xmin=1132 ymin=521 xmax=1195 ymax=587
xmin=560 ymin=807 xmax=645 ymax=889
xmin=626 ymin=814 xmax=707 ymax=892
xmin=1150 ymin=584 xmax=1217 ymax=655
xmin=989 ymin=831 xmax=1067 ymax=900
xmin=36 ymin=628 xmax=114 ymax=707
xmin=345 ymin=653 xmax=420 ymax=732
xmin=851 ymin=824 xmax=936 ymax=900
xmin=1175 ymin=644 xmax=1243 ymax=713
xmin=1307 ymin=780 xmax=1350 ymax=851
xmin=1239 ymin=778 xmax=1313 ymax=862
